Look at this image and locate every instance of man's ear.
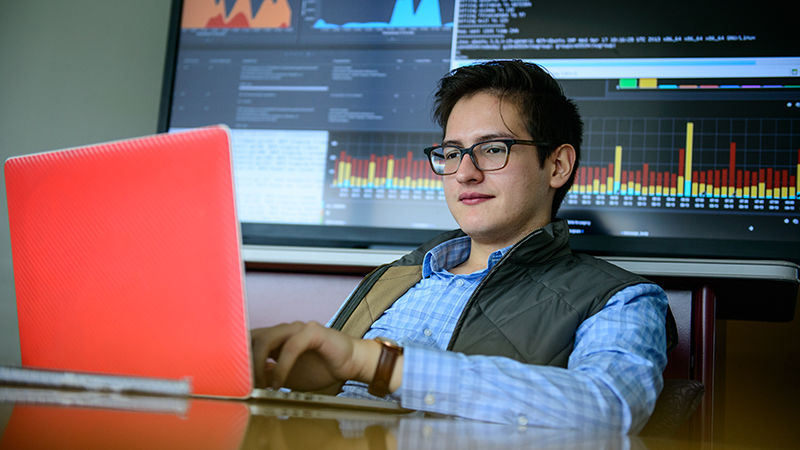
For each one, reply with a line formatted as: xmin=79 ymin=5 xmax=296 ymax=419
xmin=549 ymin=144 xmax=576 ymax=189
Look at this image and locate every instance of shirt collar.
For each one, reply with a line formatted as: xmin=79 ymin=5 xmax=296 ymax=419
xmin=422 ymin=236 xmax=511 ymax=278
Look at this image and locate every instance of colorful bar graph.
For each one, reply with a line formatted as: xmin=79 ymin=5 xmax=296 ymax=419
xmin=573 ymin=125 xmax=799 ymax=200
xmin=331 ymin=151 xmax=441 ymax=190
xmin=331 ymin=123 xmax=799 ymax=204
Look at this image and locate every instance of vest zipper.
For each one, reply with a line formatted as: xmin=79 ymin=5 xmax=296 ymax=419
xmin=445 ymin=228 xmax=544 ymax=350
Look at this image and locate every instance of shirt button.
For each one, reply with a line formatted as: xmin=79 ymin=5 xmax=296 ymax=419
xmin=423 ymin=328 xmax=432 ymax=337
xmin=455 ymin=279 xmax=465 ymax=287
xmin=424 ymin=394 xmax=436 ymax=405
xmin=517 ymin=415 xmax=528 ymax=426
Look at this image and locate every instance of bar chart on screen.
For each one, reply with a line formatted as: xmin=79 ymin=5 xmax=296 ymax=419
xmin=321 ymin=132 xmax=453 ymax=230
xmin=326 ymin=132 xmax=443 ymax=193
xmin=330 ymin=150 xmax=442 ymax=191
xmin=566 ymin=117 xmax=799 ymax=213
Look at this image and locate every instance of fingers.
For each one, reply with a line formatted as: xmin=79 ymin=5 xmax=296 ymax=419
xmin=251 ymin=322 xmax=306 ymax=388
xmin=270 ymin=321 xmax=329 ymax=389
xmin=271 ymin=325 xmax=315 ymax=389
xmin=251 ymin=321 xmax=365 ymax=391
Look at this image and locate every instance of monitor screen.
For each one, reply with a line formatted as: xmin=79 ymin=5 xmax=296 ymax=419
xmin=159 ymin=0 xmax=800 ymax=263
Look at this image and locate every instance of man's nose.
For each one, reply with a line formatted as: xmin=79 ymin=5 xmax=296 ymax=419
xmin=455 ymin=153 xmax=483 ymax=182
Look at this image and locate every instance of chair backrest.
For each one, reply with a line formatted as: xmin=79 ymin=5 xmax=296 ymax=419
xmin=663 ymin=290 xmax=694 ymax=379
xmin=644 ymin=285 xmax=716 ymax=440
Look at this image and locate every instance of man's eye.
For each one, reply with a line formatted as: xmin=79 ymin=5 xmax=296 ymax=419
xmin=480 ymin=144 xmax=506 ymax=154
xmin=443 ymin=149 xmax=461 ymax=159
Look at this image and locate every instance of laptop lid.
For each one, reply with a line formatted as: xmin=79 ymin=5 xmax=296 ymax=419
xmin=4 ymin=126 xmax=253 ymax=398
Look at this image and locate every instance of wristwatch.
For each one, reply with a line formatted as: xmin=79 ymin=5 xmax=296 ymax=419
xmin=368 ymin=337 xmax=403 ymax=397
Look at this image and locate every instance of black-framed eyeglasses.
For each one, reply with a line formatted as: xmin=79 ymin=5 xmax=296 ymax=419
xmin=423 ymin=139 xmax=549 ymax=175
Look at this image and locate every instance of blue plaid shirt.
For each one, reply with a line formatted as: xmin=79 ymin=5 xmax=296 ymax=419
xmin=337 ymin=236 xmax=668 ymax=433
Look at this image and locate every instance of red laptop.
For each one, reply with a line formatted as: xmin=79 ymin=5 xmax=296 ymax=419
xmin=5 ymin=126 xmax=252 ymax=397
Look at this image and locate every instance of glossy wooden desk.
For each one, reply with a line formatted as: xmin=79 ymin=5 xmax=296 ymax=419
xmin=0 ymin=386 xmax=706 ymax=449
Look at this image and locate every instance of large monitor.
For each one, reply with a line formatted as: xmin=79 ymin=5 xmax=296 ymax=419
xmin=159 ymin=0 xmax=800 ymax=264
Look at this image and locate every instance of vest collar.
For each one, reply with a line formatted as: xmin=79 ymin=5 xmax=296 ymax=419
xmin=504 ymin=219 xmax=572 ymax=265
xmin=402 ymin=220 xmax=572 ymax=268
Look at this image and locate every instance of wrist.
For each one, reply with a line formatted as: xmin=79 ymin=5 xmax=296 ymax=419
xmin=356 ymin=338 xmax=383 ymax=383
xmin=368 ymin=337 xmax=404 ymax=397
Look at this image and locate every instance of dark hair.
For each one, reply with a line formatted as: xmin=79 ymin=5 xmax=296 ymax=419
xmin=432 ymin=59 xmax=582 ymax=218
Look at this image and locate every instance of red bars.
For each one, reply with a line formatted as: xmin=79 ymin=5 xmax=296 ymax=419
xmin=331 ymin=150 xmax=435 ymax=188
xmin=573 ymin=141 xmax=796 ymax=198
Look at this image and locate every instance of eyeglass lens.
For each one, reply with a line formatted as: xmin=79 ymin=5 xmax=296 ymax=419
xmin=431 ymin=141 xmax=509 ymax=174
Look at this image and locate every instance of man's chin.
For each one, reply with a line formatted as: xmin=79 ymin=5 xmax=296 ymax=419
xmin=455 ymin=223 xmax=499 ymax=241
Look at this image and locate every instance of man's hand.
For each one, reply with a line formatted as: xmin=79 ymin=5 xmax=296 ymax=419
xmin=250 ymin=321 xmax=380 ymax=392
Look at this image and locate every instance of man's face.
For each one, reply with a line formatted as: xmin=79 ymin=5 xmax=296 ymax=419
xmin=442 ymin=91 xmax=556 ymax=248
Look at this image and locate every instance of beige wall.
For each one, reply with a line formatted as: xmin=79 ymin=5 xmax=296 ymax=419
xmin=0 ymin=0 xmax=172 ymax=364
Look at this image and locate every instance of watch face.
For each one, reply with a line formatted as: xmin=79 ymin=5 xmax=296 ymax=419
xmin=375 ymin=337 xmax=402 ymax=350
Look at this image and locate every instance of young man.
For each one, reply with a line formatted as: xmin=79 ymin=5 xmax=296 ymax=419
xmin=251 ymin=60 xmax=672 ymax=432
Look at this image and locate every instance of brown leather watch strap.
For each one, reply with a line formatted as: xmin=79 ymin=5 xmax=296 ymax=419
xmin=368 ymin=337 xmax=403 ymax=397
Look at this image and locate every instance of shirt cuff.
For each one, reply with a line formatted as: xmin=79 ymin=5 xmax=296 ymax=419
xmin=397 ymin=343 xmax=466 ymax=416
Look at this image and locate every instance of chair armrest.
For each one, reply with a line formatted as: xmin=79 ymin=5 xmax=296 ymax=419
xmin=640 ymin=378 xmax=704 ymax=436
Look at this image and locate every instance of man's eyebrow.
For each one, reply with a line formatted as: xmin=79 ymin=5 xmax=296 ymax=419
xmin=441 ymin=133 xmax=516 ymax=147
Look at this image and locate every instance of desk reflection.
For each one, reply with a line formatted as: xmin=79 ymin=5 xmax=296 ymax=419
xmin=0 ymin=387 xmax=654 ymax=450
